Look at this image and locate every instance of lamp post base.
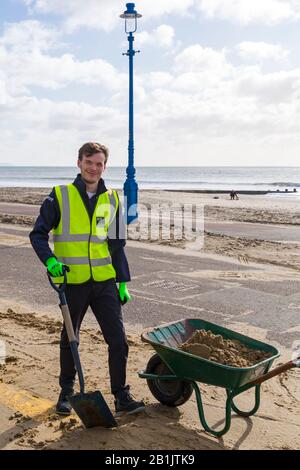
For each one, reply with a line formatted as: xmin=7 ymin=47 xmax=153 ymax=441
xmin=124 ymin=178 xmax=138 ymax=225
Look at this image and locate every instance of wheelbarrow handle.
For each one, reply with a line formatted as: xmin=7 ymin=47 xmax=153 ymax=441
xmin=247 ymin=357 xmax=300 ymax=387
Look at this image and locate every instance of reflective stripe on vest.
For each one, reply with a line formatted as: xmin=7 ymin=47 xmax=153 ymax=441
xmin=52 ymin=184 xmax=118 ymax=284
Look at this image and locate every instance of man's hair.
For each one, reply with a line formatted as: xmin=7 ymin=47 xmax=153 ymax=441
xmin=78 ymin=142 xmax=109 ymax=163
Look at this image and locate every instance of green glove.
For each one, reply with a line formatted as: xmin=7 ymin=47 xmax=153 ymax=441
xmin=119 ymin=282 xmax=131 ymax=305
xmin=45 ymin=256 xmax=64 ymax=277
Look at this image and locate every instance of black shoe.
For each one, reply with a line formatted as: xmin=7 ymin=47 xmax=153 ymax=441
xmin=56 ymin=391 xmax=73 ymax=416
xmin=114 ymin=392 xmax=145 ymax=416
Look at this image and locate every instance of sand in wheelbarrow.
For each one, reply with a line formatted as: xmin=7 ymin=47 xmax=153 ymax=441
xmin=179 ymin=329 xmax=272 ymax=367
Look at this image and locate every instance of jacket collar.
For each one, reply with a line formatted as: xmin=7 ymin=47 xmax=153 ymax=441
xmin=72 ymin=173 xmax=107 ymax=197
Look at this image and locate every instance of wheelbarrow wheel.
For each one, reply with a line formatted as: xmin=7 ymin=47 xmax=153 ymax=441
xmin=146 ymin=354 xmax=193 ymax=407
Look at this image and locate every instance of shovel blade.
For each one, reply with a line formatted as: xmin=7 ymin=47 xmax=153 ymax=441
xmin=69 ymin=391 xmax=117 ymax=428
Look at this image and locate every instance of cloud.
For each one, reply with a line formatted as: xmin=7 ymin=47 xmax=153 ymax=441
xmin=3 ymin=56 xmax=300 ymax=166
xmin=21 ymin=0 xmax=300 ymax=31
xmin=173 ymin=44 xmax=232 ymax=76
xmin=195 ymin=0 xmax=300 ymax=25
xmin=236 ymin=69 xmax=300 ymax=104
xmin=0 ymin=93 xmax=128 ymax=165
xmin=22 ymin=0 xmax=121 ymax=32
xmin=135 ymin=0 xmax=194 ymax=19
xmin=0 ymin=21 xmax=127 ymax=95
xmin=3 ymin=10 xmax=300 ymax=165
xmin=0 ymin=79 xmax=10 ymax=106
xmin=0 ymin=19 xmax=60 ymax=52
xmin=136 ymin=25 xmax=175 ymax=48
xmin=136 ymin=42 xmax=300 ymax=151
xmin=21 ymin=0 xmax=194 ymax=32
xmin=237 ymin=42 xmax=290 ymax=61
xmin=0 ymin=18 xmax=135 ymax=165
xmin=142 ymin=72 xmax=173 ymax=88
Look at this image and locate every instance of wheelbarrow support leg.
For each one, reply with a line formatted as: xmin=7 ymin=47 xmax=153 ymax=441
xmin=192 ymin=382 xmax=232 ymax=438
xmin=227 ymin=385 xmax=261 ymax=417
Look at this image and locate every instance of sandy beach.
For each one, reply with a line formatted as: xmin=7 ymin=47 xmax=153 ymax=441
xmin=1 ymin=187 xmax=299 ymax=271
xmin=0 ymin=187 xmax=299 ymax=450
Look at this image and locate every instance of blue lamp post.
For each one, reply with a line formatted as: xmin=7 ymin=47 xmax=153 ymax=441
xmin=120 ymin=3 xmax=142 ymax=224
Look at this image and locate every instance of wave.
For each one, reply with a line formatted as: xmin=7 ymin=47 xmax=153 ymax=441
xmin=1 ymin=176 xmax=299 ymax=187
xmin=0 ymin=176 xmax=73 ymax=181
xmin=253 ymin=182 xmax=300 ymax=187
xmin=133 ymin=180 xmax=300 ymax=187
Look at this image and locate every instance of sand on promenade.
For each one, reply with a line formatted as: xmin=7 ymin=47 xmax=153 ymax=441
xmin=0 ymin=299 xmax=299 ymax=451
xmin=1 ymin=187 xmax=300 ymax=225
xmin=0 ymin=187 xmax=300 ymax=273
xmin=0 ymin=186 xmax=299 ymax=450
xmin=0 ymin=188 xmax=300 ymax=271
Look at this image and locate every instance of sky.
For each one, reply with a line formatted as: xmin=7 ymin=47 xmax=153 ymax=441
xmin=1 ymin=0 xmax=300 ymax=166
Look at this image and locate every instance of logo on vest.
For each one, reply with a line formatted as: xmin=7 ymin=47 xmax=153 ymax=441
xmin=96 ymin=216 xmax=105 ymax=227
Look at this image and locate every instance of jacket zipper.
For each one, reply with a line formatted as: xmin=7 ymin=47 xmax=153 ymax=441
xmin=74 ymin=186 xmax=93 ymax=281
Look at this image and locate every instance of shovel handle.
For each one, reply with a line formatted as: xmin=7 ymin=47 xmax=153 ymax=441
xmin=247 ymin=357 xmax=300 ymax=387
xmin=60 ymin=304 xmax=76 ymax=343
xmin=60 ymin=303 xmax=85 ymax=394
xmin=47 ymin=266 xmax=85 ymax=394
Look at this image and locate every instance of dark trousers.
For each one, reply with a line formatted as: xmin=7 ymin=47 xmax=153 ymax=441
xmin=59 ymin=278 xmax=129 ymax=397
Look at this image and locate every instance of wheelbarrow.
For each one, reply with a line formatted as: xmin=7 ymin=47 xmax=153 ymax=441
xmin=139 ymin=318 xmax=300 ymax=437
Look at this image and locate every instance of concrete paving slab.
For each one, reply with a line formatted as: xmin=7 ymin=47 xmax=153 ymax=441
xmin=205 ymin=220 xmax=300 ymax=243
xmin=232 ymin=279 xmax=300 ymax=297
xmin=130 ymin=271 xmax=227 ymax=300
xmin=0 ymin=231 xmax=299 ymax=350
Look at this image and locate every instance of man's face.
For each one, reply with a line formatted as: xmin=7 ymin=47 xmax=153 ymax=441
xmin=77 ymin=152 xmax=106 ymax=185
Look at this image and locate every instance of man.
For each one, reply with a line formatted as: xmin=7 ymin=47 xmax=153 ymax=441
xmin=29 ymin=142 xmax=145 ymax=417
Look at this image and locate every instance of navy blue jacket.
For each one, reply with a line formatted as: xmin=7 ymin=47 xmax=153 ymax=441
xmin=29 ymin=174 xmax=130 ymax=283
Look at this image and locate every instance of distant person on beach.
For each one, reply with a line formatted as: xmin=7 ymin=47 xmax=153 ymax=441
xmin=29 ymin=142 xmax=145 ymax=417
xmin=230 ymin=190 xmax=239 ymax=200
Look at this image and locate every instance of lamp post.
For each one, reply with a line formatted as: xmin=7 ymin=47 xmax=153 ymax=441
xmin=120 ymin=3 xmax=142 ymax=224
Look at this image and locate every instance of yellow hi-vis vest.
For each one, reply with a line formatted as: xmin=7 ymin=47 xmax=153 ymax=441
xmin=52 ymin=184 xmax=118 ymax=284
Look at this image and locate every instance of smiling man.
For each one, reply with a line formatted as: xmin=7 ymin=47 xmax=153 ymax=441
xmin=29 ymin=142 xmax=145 ymax=417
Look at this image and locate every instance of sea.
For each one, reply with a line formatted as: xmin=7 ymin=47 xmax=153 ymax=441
xmin=0 ymin=166 xmax=300 ymax=198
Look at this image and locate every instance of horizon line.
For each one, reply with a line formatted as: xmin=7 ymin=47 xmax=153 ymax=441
xmin=1 ymin=165 xmax=300 ymax=169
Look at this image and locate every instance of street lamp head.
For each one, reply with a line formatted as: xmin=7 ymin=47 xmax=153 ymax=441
xmin=120 ymin=3 xmax=142 ymax=34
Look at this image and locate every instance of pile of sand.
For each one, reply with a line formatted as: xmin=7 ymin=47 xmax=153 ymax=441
xmin=179 ymin=329 xmax=272 ymax=367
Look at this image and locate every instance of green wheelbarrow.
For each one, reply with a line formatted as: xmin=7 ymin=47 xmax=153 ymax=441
xmin=139 ymin=318 xmax=300 ymax=437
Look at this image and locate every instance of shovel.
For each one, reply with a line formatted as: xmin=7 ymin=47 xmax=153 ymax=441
xmin=48 ymin=267 xmax=117 ymax=428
